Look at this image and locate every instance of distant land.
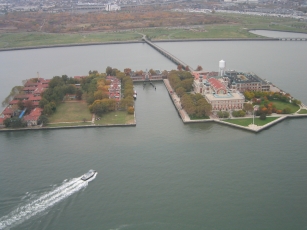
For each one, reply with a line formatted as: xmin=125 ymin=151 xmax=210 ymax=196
xmin=1 ymin=10 xmax=307 ymax=49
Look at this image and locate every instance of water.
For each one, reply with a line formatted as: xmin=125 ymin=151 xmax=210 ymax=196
xmin=0 ymin=40 xmax=307 ymax=230
xmin=250 ymin=30 xmax=307 ymax=38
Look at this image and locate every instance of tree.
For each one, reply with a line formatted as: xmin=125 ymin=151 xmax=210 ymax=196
xmin=76 ymin=89 xmax=83 ymax=100
xmin=38 ymin=115 xmax=48 ymax=126
xmin=106 ymin=66 xmax=113 ymax=75
xmin=39 ymin=98 xmax=49 ymax=109
xmin=196 ymin=65 xmax=203 ymax=71
xmin=283 ymin=107 xmax=291 ymax=114
xmin=2 ymin=85 xmax=23 ymax=107
xmin=260 ymin=113 xmax=266 ymax=120
xmin=124 ymin=68 xmax=131 ymax=76
xmin=176 ymin=87 xmax=186 ymax=98
xmin=127 ymin=106 xmax=134 ymax=114
xmin=243 ymin=103 xmax=254 ymax=114
xmin=4 ymin=117 xmax=26 ymax=128
xmin=17 ymin=100 xmax=25 ymax=110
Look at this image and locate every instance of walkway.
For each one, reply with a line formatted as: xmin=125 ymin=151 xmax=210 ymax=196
xmin=142 ymin=35 xmax=194 ymax=71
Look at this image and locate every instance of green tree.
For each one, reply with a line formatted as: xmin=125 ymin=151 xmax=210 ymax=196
xmin=176 ymin=87 xmax=186 ymax=98
xmin=4 ymin=117 xmax=26 ymax=128
xmin=106 ymin=66 xmax=113 ymax=75
xmin=38 ymin=115 xmax=48 ymax=126
xmin=283 ymin=107 xmax=291 ymax=114
xmin=76 ymin=89 xmax=83 ymax=100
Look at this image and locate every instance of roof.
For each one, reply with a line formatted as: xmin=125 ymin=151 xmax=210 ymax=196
xmin=3 ymin=107 xmax=13 ymax=115
xmin=9 ymin=100 xmax=20 ymax=105
xmin=208 ymin=78 xmax=227 ymax=92
xmin=23 ymin=108 xmax=42 ymax=121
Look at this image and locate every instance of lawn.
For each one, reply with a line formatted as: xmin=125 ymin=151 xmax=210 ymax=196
xmin=224 ymin=117 xmax=279 ymax=127
xmin=48 ymin=101 xmax=92 ymax=123
xmin=47 ymin=122 xmax=92 ymax=127
xmin=298 ymin=109 xmax=307 ymax=114
xmin=94 ymin=111 xmax=135 ymax=125
xmin=269 ymin=100 xmax=300 ymax=113
xmin=0 ymin=32 xmax=142 ymax=49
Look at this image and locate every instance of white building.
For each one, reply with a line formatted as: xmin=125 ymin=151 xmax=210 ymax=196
xmin=105 ymin=3 xmax=121 ymax=11
xmin=193 ymin=72 xmax=245 ymax=111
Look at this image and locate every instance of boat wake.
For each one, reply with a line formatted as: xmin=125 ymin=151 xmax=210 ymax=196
xmin=0 ymin=175 xmax=94 ymax=230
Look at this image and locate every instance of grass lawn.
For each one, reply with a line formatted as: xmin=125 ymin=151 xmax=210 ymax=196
xmin=269 ymin=100 xmax=299 ymax=113
xmin=224 ymin=117 xmax=279 ymax=127
xmin=48 ymin=101 xmax=92 ymax=123
xmin=298 ymin=109 xmax=307 ymax=114
xmin=0 ymin=32 xmax=142 ymax=49
xmin=94 ymin=111 xmax=135 ymax=125
xmin=47 ymin=122 xmax=92 ymax=127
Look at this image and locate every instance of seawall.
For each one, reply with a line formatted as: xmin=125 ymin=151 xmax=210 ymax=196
xmin=0 ymin=123 xmax=136 ymax=132
xmin=163 ymin=79 xmax=307 ymax=133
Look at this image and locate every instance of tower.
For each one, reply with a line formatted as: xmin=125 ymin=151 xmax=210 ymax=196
xmin=219 ymin=60 xmax=226 ymax=77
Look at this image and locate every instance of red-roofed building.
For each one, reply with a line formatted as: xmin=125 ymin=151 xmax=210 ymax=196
xmin=9 ymin=100 xmax=20 ymax=106
xmin=106 ymin=76 xmax=121 ymax=101
xmin=23 ymin=108 xmax=42 ymax=126
xmin=208 ymin=78 xmax=227 ymax=94
xmin=2 ymin=107 xmax=14 ymax=116
xmin=193 ymin=76 xmax=245 ymax=111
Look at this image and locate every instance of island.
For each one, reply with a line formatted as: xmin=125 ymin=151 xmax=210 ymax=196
xmin=1 ymin=63 xmax=306 ymax=132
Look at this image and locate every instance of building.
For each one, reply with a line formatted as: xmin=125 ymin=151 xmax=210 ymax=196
xmin=106 ymin=76 xmax=121 ymax=101
xmin=193 ymin=72 xmax=245 ymax=111
xmin=224 ymin=71 xmax=270 ymax=92
xmin=23 ymin=108 xmax=43 ymax=126
xmin=105 ymin=3 xmax=121 ymax=11
xmin=0 ymin=77 xmax=49 ymax=127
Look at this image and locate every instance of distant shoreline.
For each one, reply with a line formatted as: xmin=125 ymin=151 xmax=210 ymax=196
xmin=0 ymin=123 xmax=136 ymax=132
xmin=0 ymin=38 xmax=278 ymax=52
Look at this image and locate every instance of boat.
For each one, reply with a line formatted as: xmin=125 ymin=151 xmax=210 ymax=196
xmin=81 ymin=169 xmax=97 ymax=181
xmin=133 ymin=90 xmax=137 ymax=100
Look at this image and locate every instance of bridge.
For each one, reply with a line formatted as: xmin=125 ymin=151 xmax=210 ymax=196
xmin=279 ymin=37 xmax=307 ymax=41
xmin=142 ymin=36 xmax=194 ymax=71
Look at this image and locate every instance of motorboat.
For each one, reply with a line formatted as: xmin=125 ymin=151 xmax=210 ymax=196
xmin=133 ymin=90 xmax=137 ymax=99
xmin=81 ymin=169 xmax=97 ymax=181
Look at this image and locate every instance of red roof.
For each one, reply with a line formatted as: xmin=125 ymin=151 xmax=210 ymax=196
xmin=28 ymin=95 xmax=42 ymax=101
xmin=208 ymin=78 xmax=227 ymax=92
xmin=3 ymin=107 xmax=13 ymax=115
xmin=23 ymin=108 xmax=42 ymax=122
xmin=14 ymin=94 xmax=30 ymax=100
xmin=9 ymin=100 xmax=20 ymax=105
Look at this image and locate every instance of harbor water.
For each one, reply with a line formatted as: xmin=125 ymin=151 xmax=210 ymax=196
xmin=0 ymin=36 xmax=307 ymax=230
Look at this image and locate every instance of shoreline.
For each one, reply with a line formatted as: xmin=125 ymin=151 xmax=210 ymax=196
xmin=0 ymin=123 xmax=136 ymax=132
xmin=0 ymin=38 xmax=279 ymax=52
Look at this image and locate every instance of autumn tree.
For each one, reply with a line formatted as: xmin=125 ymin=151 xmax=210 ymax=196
xmin=124 ymin=68 xmax=132 ymax=76
xmin=196 ymin=65 xmax=203 ymax=71
xmin=243 ymin=103 xmax=254 ymax=114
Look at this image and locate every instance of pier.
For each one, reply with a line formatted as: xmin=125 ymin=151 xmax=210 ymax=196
xmin=142 ymin=36 xmax=194 ymax=71
xmin=279 ymin=38 xmax=307 ymax=41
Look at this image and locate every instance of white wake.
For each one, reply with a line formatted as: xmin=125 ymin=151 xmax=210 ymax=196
xmin=0 ymin=174 xmax=96 ymax=230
